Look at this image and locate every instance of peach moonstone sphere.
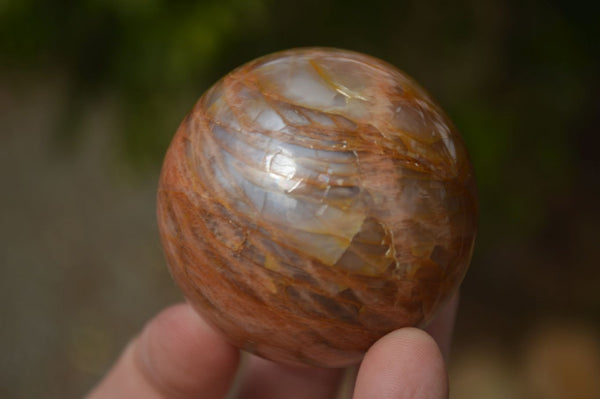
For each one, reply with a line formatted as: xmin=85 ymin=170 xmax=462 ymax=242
xmin=157 ymin=48 xmax=477 ymax=367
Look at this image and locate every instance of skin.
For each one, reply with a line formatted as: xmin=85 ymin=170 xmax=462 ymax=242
xmin=87 ymin=293 xmax=458 ymax=399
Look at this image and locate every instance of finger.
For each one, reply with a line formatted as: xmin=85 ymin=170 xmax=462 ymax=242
xmin=86 ymin=304 xmax=240 ymax=399
xmin=353 ymin=328 xmax=448 ymax=399
xmin=425 ymin=292 xmax=460 ymax=361
xmin=236 ymin=354 xmax=344 ymax=399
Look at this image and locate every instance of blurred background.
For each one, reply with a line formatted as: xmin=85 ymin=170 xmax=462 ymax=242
xmin=1 ymin=0 xmax=599 ymax=398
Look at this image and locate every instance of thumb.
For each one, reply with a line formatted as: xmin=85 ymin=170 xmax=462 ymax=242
xmin=353 ymin=328 xmax=448 ymax=399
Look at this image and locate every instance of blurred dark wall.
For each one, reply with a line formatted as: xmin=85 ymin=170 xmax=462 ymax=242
xmin=1 ymin=1 xmax=599 ymax=398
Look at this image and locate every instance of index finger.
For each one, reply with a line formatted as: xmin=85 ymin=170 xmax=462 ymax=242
xmin=86 ymin=304 xmax=240 ymax=399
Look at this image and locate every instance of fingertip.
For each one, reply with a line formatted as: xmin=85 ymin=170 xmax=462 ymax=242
xmin=354 ymin=328 xmax=448 ymax=399
xmin=87 ymin=304 xmax=241 ymax=399
xmin=134 ymin=303 xmax=240 ymax=398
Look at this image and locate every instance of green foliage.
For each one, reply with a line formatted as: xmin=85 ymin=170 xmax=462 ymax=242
xmin=1 ymin=0 xmax=268 ymax=165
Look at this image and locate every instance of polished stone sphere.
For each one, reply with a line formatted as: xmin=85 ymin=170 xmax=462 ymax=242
xmin=157 ymin=48 xmax=477 ymax=367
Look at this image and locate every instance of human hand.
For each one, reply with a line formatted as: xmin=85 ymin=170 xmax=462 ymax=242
xmin=86 ymin=294 xmax=457 ymax=399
